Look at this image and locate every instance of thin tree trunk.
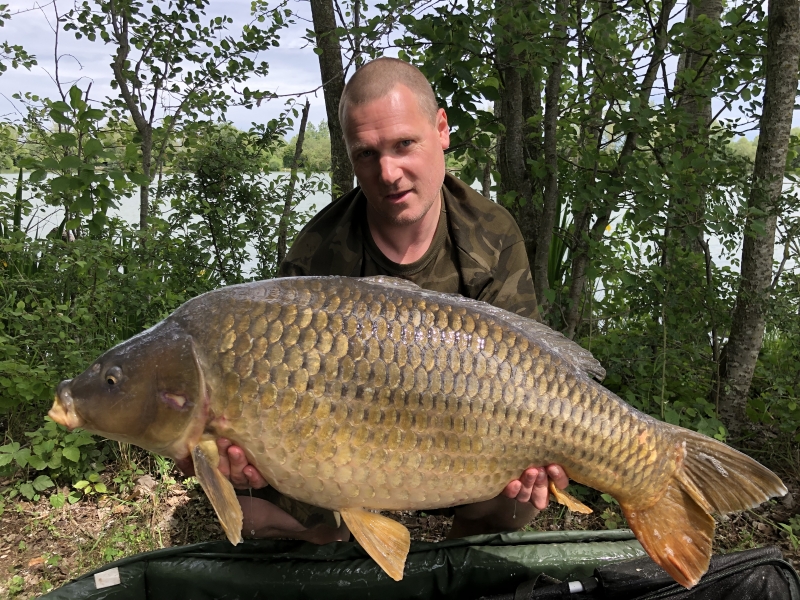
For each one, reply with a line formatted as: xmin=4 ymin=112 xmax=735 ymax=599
xmin=563 ymin=0 xmax=612 ymax=338
xmin=481 ymin=159 xmax=492 ymax=199
xmin=139 ymin=130 xmax=152 ymax=230
xmin=277 ymin=100 xmax=311 ymax=264
xmin=495 ymin=0 xmax=543 ymax=277
xmin=666 ymin=0 xmax=723 ymax=395
xmin=670 ymin=0 xmax=723 ymax=252
xmin=496 ymin=65 xmax=531 ymax=206
xmin=310 ymin=0 xmax=354 ymax=200
xmin=108 ymin=7 xmax=154 ymax=231
xmin=532 ymin=0 xmax=568 ymax=313
xmin=719 ymin=0 xmax=800 ymax=434
xmin=352 ymin=0 xmax=363 ymax=70
xmin=563 ymin=0 xmax=677 ymax=337
xmin=515 ymin=68 xmax=544 ymax=261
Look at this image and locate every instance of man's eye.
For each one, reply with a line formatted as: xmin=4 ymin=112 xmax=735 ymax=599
xmin=400 ymin=140 xmax=413 ymax=147
xmin=359 ymin=150 xmax=374 ymax=158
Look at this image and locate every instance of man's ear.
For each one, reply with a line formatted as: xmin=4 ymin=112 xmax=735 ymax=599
xmin=437 ymin=108 xmax=450 ymax=150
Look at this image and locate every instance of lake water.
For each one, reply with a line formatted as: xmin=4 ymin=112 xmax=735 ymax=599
xmin=0 ymin=172 xmax=330 ymax=238
xmin=2 ymin=172 xmax=795 ymax=280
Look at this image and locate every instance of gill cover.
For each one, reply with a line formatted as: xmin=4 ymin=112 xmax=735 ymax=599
xmin=56 ymin=320 xmax=207 ymax=456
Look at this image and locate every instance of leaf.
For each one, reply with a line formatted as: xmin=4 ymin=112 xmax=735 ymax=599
xmin=69 ymin=85 xmax=84 ymax=108
xmin=49 ymin=176 xmax=75 ymax=193
xmin=128 ymin=172 xmax=150 ymax=186
xmin=52 ymin=132 xmax=77 ymax=147
xmin=50 ymin=493 xmax=66 ymax=509
xmin=94 ymin=482 xmax=108 ymax=494
xmin=19 ymin=483 xmax=35 ymax=499
xmin=62 ymin=446 xmax=80 ymax=463
xmin=84 ymin=108 xmax=105 ymax=121
xmin=60 ymin=155 xmax=83 ymax=170
xmin=29 ymin=170 xmax=47 ymax=183
xmin=27 ymin=455 xmax=46 ymax=470
xmin=49 ymin=110 xmax=73 ymax=126
xmin=33 ymin=475 xmax=54 ymax=491
xmin=83 ymin=138 xmax=104 ymax=157
xmin=73 ymin=480 xmax=90 ymax=490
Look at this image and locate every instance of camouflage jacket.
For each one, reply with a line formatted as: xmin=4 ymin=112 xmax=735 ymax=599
xmin=279 ymin=173 xmax=540 ymax=320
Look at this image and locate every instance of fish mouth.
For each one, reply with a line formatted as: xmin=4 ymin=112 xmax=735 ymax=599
xmin=49 ymin=380 xmax=85 ymax=430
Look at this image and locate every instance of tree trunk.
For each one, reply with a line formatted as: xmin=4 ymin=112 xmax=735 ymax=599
xmin=563 ymin=0 xmax=677 ymax=337
xmin=670 ymin=0 xmax=723 ymax=252
xmin=139 ymin=129 xmax=152 ymax=230
xmin=532 ymin=0 xmax=568 ymax=314
xmin=309 ymin=0 xmax=354 ymax=200
xmin=277 ymin=100 xmax=311 ymax=264
xmin=494 ymin=0 xmax=543 ymax=276
xmin=665 ymin=0 xmax=723 ymax=394
xmin=563 ymin=0 xmax=612 ymax=338
xmin=108 ymin=7 xmax=154 ymax=231
xmin=514 ymin=68 xmax=544 ymax=260
xmin=496 ymin=64 xmax=532 ymax=208
xmin=719 ymin=0 xmax=800 ymax=434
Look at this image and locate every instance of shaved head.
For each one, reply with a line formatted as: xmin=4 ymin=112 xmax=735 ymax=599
xmin=339 ymin=57 xmax=439 ymax=130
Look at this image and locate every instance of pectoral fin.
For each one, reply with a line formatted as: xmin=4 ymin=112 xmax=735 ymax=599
xmin=549 ymin=481 xmax=593 ymax=514
xmin=339 ymin=507 xmax=410 ymax=581
xmin=191 ymin=439 xmax=243 ymax=545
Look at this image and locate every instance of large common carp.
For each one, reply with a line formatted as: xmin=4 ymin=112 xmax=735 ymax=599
xmin=49 ymin=276 xmax=786 ymax=587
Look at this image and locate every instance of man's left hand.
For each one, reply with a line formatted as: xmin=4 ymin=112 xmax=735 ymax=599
xmin=501 ymin=465 xmax=568 ymax=510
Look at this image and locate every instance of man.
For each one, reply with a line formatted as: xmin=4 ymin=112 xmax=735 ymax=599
xmin=207 ymin=57 xmax=569 ymax=544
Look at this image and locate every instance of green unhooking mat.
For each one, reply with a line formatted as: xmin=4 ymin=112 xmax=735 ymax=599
xmin=40 ymin=530 xmax=645 ymax=599
xmin=38 ymin=530 xmax=800 ymax=600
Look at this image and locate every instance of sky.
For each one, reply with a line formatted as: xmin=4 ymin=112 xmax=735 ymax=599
xmin=1 ymin=0 xmax=797 ymax=136
xmin=0 ymin=0 xmax=348 ymax=131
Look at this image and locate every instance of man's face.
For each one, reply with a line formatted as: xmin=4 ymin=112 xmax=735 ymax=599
xmin=343 ymin=85 xmax=450 ymax=227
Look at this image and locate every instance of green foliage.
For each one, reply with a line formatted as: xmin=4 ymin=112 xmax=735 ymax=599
xmin=5 ymin=575 xmax=25 ymax=597
xmin=282 ymin=121 xmax=333 ymax=172
xmin=0 ymin=418 xmax=109 ymax=503
xmin=0 ymin=3 xmax=37 ymax=76
xmin=165 ymin=118 xmax=324 ymax=282
xmin=777 ymin=515 xmax=800 ymax=551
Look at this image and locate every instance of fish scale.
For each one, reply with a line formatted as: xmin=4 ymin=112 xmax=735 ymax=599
xmin=50 ymin=275 xmax=787 ymax=587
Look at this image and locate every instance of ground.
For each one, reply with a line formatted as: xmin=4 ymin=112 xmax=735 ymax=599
xmin=0 ymin=457 xmax=798 ymax=600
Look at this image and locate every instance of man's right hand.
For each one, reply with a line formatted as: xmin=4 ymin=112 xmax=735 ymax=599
xmin=216 ymin=438 xmax=269 ymax=489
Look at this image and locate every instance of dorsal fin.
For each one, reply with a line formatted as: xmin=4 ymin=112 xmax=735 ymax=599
xmin=360 ymin=275 xmax=421 ymax=290
xmin=502 ymin=314 xmax=606 ymax=381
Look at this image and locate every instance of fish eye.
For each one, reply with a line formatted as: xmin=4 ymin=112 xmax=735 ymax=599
xmin=105 ymin=366 xmax=123 ymax=386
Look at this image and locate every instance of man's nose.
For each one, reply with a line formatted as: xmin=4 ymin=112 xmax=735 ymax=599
xmin=378 ymin=155 xmax=401 ymax=185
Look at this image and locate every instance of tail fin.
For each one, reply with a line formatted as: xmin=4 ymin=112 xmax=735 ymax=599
xmin=620 ymin=430 xmax=787 ymax=589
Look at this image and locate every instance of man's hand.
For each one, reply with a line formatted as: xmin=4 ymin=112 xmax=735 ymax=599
xmin=173 ymin=439 xmax=268 ymax=489
xmin=216 ymin=438 xmax=269 ymax=489
xmin=501 ymin=465 xmax=569 ymax=510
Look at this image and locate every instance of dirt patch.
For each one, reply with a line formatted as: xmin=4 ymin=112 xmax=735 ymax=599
xmin=1 ymin=469 xmax=798 ymax=599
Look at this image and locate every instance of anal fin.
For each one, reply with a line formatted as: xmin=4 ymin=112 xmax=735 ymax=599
xmin=192 ymin=439 xmax=243 ymax=545
xmin=549 ymin=481 xmax=593 ymax=514
xmin=339 ymin=507 xmax=410 ymax=581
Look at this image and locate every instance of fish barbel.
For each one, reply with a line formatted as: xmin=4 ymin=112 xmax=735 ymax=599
xmin=49 ymin=276 xmax=786 ymax=587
